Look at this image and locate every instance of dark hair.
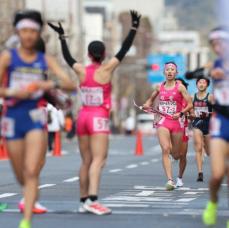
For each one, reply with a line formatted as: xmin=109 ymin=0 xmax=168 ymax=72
xmin=13 ymin=9 xmax=43 ymax=28
xmin=165 ymin=61 xmax=178 ymax=69
xmin=35 ymin=38 xmax=46 ymax=53
xmin=196 ymin=76 xmax=210 ymax=87
xmin=88 ymin=40 xmax=105 ymax=63
xmin=176 ymin=77 xmax=189 ymax=89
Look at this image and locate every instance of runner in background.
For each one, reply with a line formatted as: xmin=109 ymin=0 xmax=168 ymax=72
xmin=202 ymin=27 xmax=229 ymax=227
xmin=47 ymin=103 xmax=65 ymax=153
xmin=48 ymin=10 xmax=141 ymax=215
xmin=191 ymin=76 xmax=213 ymax=182
xmin=174 ymin=78 xmax=190 ymax=187
xmin=0 ymin=10 xmax=76 ymax=228
xmin=143 ymin=62 xmax=192 ymax=190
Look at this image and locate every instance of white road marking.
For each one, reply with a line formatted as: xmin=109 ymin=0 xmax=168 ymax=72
xmin=104 ymin=204 xmax=149 ymax=208
xmin=176 ymin=198 xmax=196 ymax=202
xmin=197 ymin=188 xmax=209 ymax=191
xmin=39 ymin=184 xmax=56 ymax=189
xmin=135 ymin=191 xmax=155 ymax=197
xmin=151 ymin=158 xmax=159 ymax=163
xmin=140 ymin=161 xmax=149 ymax=166
xmin=0 ymin=193 xmax=18 ymax=199
xmin=126 ymin=164 xmax=138 ymax=169
xmin=184 ymin=192 xmax=201 ymax=195
xmin=109 ymin=169 xmax=123 ymax=173
xmin=134 ymin=186 xmax=165 ymax=190
xmin=63 ymin=177 xmax=79 ymax=183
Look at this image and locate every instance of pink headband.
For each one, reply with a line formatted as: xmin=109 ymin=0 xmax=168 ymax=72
xmin=165 ymin=63 xmax=177 ymax=69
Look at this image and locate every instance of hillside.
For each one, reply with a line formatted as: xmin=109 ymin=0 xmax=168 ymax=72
xmin=165 ymin=0 xmax=217 ymax=40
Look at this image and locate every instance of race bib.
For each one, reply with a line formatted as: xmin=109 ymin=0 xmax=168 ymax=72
xmin=214 ymin=81 xmax=229 ymax=105
xmin=93 ymin=117 xmax=109 ymax=132
xmin=194 ymin=107 xmax=209 ymax=117
xmin=10 ymin=71 xmax=44 ymax=99
xmin=81 ymin=87 xmax=103 ymax=106
xmin=1 ymin=117 xmax=15 ymax=138
xmin=159 ymin=101 xmax=177 ymax=115
xmin=29 ymin=108 xmax=47 ymax=125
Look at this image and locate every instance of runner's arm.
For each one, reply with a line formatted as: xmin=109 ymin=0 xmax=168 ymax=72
xmin=143 ymin=85 xmax=160 ymax=108
xmin=104 ymin=10 xmax=141 ymax=73
xmin=0 ymin=51 xmax=13 ymax=97
xmin=46 ymin=55 xmax=77 ymax=92
xmin=179 ymin=84 xmax=193 ymax=114
xmin=47 ymin=22 xmax=85 ymax=80
xmin=208 ymin=93 xmax=214 ymax=105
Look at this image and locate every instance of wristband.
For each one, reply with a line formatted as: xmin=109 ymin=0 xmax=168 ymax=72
xmin=180 ymin=112 xmax=184 ymax=117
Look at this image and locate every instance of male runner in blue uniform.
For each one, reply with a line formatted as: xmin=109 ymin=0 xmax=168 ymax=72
xmin=0 ymin=10 xmax=76 ymax=228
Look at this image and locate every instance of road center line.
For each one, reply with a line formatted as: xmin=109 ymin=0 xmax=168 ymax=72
xmin=63 ymin=177 xmax=79 ymax=183
xmin=39 ymin=184 xmax=56 ymax=189
xmin=126 ymin=164 xmax=138 ymax=169
xmin=109 ymin=169 xmax=123 ymax=173
xmin=140 ymin=161 xmax=149 ymax=166
xmin=0 ymin=193 xmax=18 ymax=199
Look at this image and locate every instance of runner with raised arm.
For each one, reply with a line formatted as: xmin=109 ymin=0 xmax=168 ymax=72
xmin=48 ymin=10 xmax=141 ymax=215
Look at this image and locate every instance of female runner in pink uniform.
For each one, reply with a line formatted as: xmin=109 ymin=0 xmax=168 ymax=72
xmin=48 ymin=10 xmax=141 ymax=215
xmin=143 ymin=62 xmax=192 ymax=190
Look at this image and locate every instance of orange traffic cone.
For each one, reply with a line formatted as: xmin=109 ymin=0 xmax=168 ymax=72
xmin=135 ymin=131 xmax=144 ymax=156
xmin=0 ymin=138 xmax=8 ymax=160
xmin=52 ymin=131 xmax=62 ymax=157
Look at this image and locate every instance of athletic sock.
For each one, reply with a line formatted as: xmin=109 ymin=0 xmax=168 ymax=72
xmin=89 ymin=195 xmax=98 ymax=202
xmin=80 ymin=197 xmax=88 ymax=203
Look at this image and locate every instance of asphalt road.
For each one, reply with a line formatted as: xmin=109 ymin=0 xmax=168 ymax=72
xmin=0 ymin=135 xmax=228 ymax=228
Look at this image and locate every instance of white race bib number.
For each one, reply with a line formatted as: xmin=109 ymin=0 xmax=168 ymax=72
xmin=29 ymin=108 xmax=47 ymax=125
xmin=93 ymin=117 xmax=109 ymax=132
xmin=1 ymin=117 xmax=15 ymax=137
xmin=214 ymin=81 xmax=229 ymax=105
xmin=81 ymin=87 xmax=103 ymax=106
xmin=194 ymin=107 xmax=209 ymax=117
xmin=159 ymin=101 xmax=177 ymax=115
xmin=10 ymin=71 xmax=44 ymax=99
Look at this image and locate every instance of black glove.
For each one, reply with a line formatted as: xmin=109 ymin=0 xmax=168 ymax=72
xmin=130 ymin=10 xmax=141 ymax=29
xmin=48 ymin=22 xmax=65 ymax=38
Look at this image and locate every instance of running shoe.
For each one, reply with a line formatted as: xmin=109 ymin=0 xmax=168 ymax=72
xmin=19 ymin=219 xmax=31 ymax=228
xmin=166 ymin=180 xmax=176 ymax=191
xmin=176 ymin=178 xmax=184 ymax=188
xmin=0 ymin=203 xmax=7 ymax=212
xmin=197 ymin=172 xmax=203 ymax=182
xmin=202 ymin=201 xmax=217 ymax=226
xmin=83 ymin=199 xmax=112 ymax=215
xmin=78 ymin=202 xmax=88 ymax=214
xmin=18 ymin=199 xmax=47 ymax=214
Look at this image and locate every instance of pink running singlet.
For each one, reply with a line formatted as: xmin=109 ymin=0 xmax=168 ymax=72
xmin=156 ymin=82 xmax=183 ymax=133
xmin=77 ymin=64 xmax=112 ymax=136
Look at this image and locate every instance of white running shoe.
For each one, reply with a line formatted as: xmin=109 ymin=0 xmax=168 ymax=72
xmin=83 ymin=199 xmax=112 ymax=215
xmin=166 ymin=180 xmax=176 ymax=191
xmin=176 ymin=178 xmax=184 ymax=188
xmin=78 ymin=202 xmax=88 ymax=213
xmin=18 ymin=198 xmax=47 ymax=214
